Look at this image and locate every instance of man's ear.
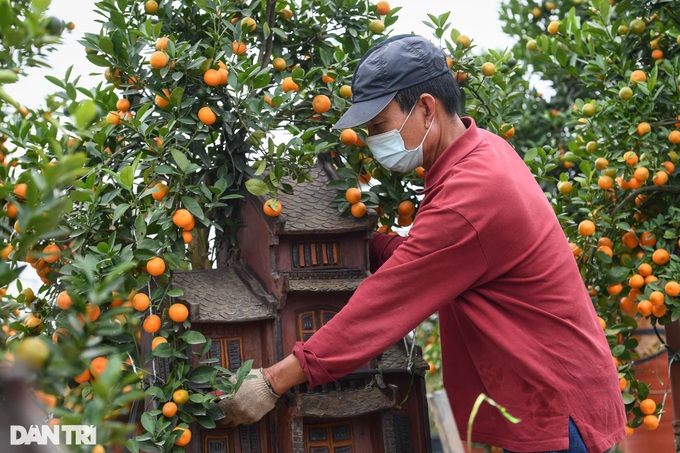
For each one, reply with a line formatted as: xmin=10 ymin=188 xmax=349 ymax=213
xmin=419 ymin=94 xmax=436 ymax=128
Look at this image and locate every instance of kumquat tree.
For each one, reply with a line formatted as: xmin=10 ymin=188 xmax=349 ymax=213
xmin=500 ymin=0 xmax=680 ymax=441
xmin=4 ymin=0 xmax=679 ymax=451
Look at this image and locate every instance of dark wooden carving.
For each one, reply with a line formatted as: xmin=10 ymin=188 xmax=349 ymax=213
xmin=166 ymin=155 xmax=431 ymax=453
xmin=295 ymin=384 xmax=399 ymax=418
xmin=238 ymin=425 xmax=260 ymax=453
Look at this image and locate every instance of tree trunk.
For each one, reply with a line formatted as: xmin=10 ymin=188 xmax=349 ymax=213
xmin=188 ymin=227 xmax=212 ymax=270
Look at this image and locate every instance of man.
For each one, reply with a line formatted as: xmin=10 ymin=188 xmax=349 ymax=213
xmin=219 ymin=35 xmax=626 ymax=452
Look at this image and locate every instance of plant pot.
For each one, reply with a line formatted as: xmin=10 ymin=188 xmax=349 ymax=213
xmin=618 ymin=318 xmax=674 ymax=452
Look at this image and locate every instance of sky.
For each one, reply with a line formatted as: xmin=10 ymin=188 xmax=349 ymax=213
xmin=10 ymin=0 xmax=515 ymax=291
xmin=9 ymin=0 xmax=516 ymax=108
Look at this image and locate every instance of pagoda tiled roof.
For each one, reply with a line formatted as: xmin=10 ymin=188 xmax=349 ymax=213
xmin=378 ymin=341 xmax=429 ymax=373
xmin=171 ymin=267 xmax=275 ymax=323
xmin=255 ymin=152 xmax=376 ymax=235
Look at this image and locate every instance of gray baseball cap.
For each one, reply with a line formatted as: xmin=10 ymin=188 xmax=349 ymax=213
xmin=333 ymin=34 xmax=450 ymax=130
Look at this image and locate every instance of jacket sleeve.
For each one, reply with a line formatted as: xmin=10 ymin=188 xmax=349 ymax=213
xmin=292 ymin=202 xmax=489 ymax=388
xmin=369 ymin=233 xmax=407 ymax=273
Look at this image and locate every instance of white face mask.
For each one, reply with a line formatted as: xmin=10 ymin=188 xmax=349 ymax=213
xmin=366 ymin=102 xmax=435 ymax=173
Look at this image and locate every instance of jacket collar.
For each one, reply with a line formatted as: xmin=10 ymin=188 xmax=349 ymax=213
xmin=423 ymin=117 xmax=483 ymax=193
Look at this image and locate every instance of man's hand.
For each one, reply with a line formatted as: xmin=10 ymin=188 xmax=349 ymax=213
xmin=218 ymin=368 xmax=280 ymax=427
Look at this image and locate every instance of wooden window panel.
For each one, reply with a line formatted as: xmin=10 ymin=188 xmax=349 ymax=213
xmin=299 ymin=243 xmax=306 ymax=268
xmin=298 ymin=310 xmax=338 ymax=342
xmin=292 ymin=245 xmax=300 ymax=268
xmin=208 ymin=340 xmax=222 ymax=367
xmin=301 ymin=313 xmax=314 ymax=330
xmin=321 ymin=243 xmax=329 ymax=265
xmin=308 ymin=427 xmax=327 ymax=442
xmin=305 ymin=422 xmax=354 ymax=453
xmin=303 ymin=243 xmax=312 ymax=267
xmin=292 ymin=241 xmax=341 ymax=268
xmin=310 ymin=242 xmax=318 ymax=266
xmin=321 ymin=311 xmax=336 ymax=326
xmin=239 ymin=425 xmax=261 ymax=453
xmin=332 ymin=243 xmax=340 ymax=264
xmin=325 ymin=243 xmax=333 ymax=265
xmin=203 ymin=434 xmax=230 ymax=453
xmin=298 ymin=311 xmax=318 ymax=342
xmin=332 ymin=424 xmax=351 ymax=442
xmin=226 ymin=339 xmax=243 ymax=370
xmin=206 ymin=338 xmax=242 ymax=371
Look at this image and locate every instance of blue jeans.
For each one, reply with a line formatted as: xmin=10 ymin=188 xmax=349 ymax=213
xmin=503 ymin=418 xmax=607 ymax=453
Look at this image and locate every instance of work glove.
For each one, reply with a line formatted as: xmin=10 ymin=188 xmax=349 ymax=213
xmin=218 ymin=368 xmax=280 ymax=427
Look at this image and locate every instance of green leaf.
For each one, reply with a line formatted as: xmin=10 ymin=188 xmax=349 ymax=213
xmin=134 ymin=214 xmax=147 ymax=241
xmin=145 ymin=386 xmax=165 ymax=399
xmin=125 ymin=439 xmax=139 ymax=453
xmin=141 ymin=412 xmax=156 ymax=434
xmin=155 ymin=164 xmax=174 ymax=174
xmin=621 ymin=393 xmax=635 ymax=405
xmin=170 ymin=149 xmax=190 ymax=172
xmin=32 ymin=0 xmax=51 ymax=13
xmin=44 ymin=75 xmax=64 ymax=88
xmin=0 ymin=69 xmax=18 ymax=84
xmin=207 ymin=402 xmax=225 ymax=420
xmin=611 ymin=344 xmax=626 ymax=357
xmin=196 ymin=416 xmax=216 ymax=429
xmin=86 ymin=54 xmax=113 ymax=68
xmin=327 ymin=179 xmax=348 ymax=190
xmin=599 ymin=1 xmax=610 ymax=21
xmin=189 ymin=393 xmax=207 ymax=404
xmin=111 ymin=30 xmax=124 ymax=56
xmin=99 ymin=37 xmax=114 ymax=55
xmin=113 ymin=203 xmax=130 ymax=223
xmin=170 ymin=87 xmax=184 ymax=107
xmin=109 ymin=9 xmax=126 ymax=30
xmin=253 ymin=160 xmax=267 ymax=176
xmin=523 ymin=148 xmax=538 ymax=163
xmin=291 ymin=66 xmax=305 ymax=81
xmin=0 ymin=0 xmax=12 ymax=29
xmin=605 ymin=266 xmax=629 ymax=285
xmin=180 ymin=330 xmax=206 ymax=345
xmin=151 ymin=342 xmax=174 ymax=358
xmin=333 ymin=50 xmax=346 ymax=63
xmin=245 ymin=178 xmax=269 ymax=196
xmin=253 ymin=73 xmax=271 ymax=89
xmin=120 ymin=166 xmax=134 ymax=190
xmin=190 ymin=366 xmax=217 ymax=384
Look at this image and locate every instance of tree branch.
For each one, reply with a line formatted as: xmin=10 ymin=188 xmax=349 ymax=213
xmin=258 ymin=0 xmax=277 ymax=69
xmin=610 ymin=185 xmax=680 ymax=216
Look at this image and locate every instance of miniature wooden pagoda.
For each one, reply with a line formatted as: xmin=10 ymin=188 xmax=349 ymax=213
xmin=169 ymin=153 xmax=432 ymax=452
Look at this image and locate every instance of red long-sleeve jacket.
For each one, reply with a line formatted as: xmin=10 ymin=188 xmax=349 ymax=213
xmin=293 ymin=118 xmax=626 ymax=452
